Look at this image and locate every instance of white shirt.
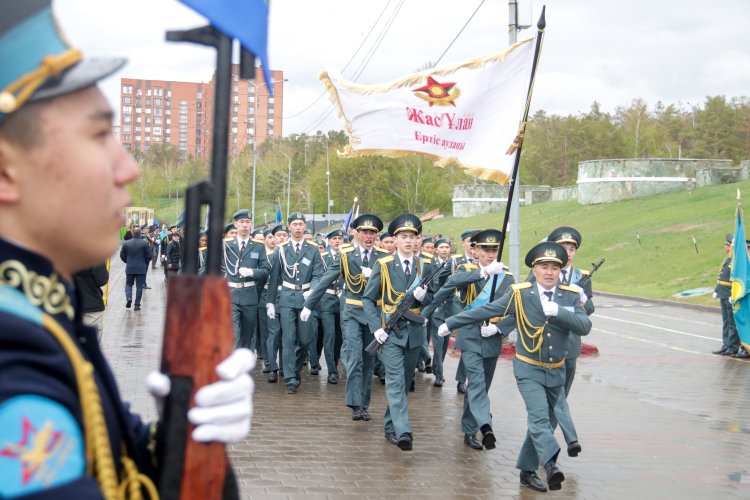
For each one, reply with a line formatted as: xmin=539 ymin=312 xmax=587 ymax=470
xmin=560 ymin=265 xmax=572 ymax=283
xmin=397 ymin=252 xmax=413 ymax=272
xmin=536 ymin=282 xmax=556 ymax=302
xmin=237 ymin=236 xmax=251 ymax=250
xmin=290 ymin=238 xmax=304 ymax=252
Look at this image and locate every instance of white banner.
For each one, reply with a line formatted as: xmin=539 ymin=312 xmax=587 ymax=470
xmin=320 ymin=37 xmax=536 ymax=184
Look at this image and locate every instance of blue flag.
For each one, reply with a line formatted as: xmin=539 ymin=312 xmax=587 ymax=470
xmin=179 ymin=0 xmax=272 ymax=87
xmin=731 ymin=205 xmax=750 ymax=351
xmin=176 ymin=210 xmax=186 ymax=228
xmin=275 ymin=200 xmax=282 ymax=224
xmin=342 ymin=206 xmax=353 ymax=235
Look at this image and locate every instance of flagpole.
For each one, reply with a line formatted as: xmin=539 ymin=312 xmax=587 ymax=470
xmin=489 ymin=6 xmax=546 ymax=302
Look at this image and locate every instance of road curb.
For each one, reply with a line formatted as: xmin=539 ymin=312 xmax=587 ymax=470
xmin=596 ymin=291 xmax=721 ymax=314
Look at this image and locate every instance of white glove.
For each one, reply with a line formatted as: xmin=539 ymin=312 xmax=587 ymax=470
xmin=438 ymin=323 xmax=451 ymax=337
xmin=147 ymin=348 xmax=256 ymax=443
xmin=413 ymin=285 xmax=427 ymax=302
xmin=712 ymin=292 xmax=719 ymax=300
xmin=238 ymin=267 xmax=253 ymax=278
xmin=542 ymin=301 xmax=559 ymax=317
xmin=374 ymin=328 xmax=389 ymax=344
xmin=361 ymin=267 xmax=372 ymax=278
xmin=300 ymin=307 xmax=312 ymax=322
xmin=578 ymin=288 xmax=588 ymax=304
xmin=302 ymin=290 xmax=312 ymax=300
xmin=480 ymin=324 xmax=499 ymax=337
xmin=188 ymin=348 xmax=256 ymax=443
xmin=266 ymin=303 xmax=276 ymax=319
xmin=480 ymin=260 xmax=504 ymax=278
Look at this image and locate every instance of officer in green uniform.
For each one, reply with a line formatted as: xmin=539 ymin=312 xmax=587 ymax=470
xmin=304 ymin=229 xmax=345 ymax=383
xmin=223 ymin=209 xmax=270 ymax=351
xmin=427 ymin=230 xmax=515 ymax=450
xmin=442 ymin=241 xmax=591 ymax=491
xmin=264 ymin=224 xmax=288 ymax=382
xmin=422 ymin=237 xmax=459 ymax=387
xmin=302 ymin=215 xmax=386 ymax=419
xmin=254 ymin=226 xmax=275 ymax=374
xmin=713 ymin=233 xmax=740 ymax=355
xmin=547 ymin=226 xmax=595 ymax=396
xmin=267 ymin=213 xmax=324 ymax=394
xmin=452 ymin=229 xmax=479 ymax=393
xmin=363 ymin=214 xmax=432 ymax=451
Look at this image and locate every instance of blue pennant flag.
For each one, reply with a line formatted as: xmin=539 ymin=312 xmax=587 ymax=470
xmin=175 ymin=210 xmax=186 ymax=228
xmin=275 ymin=200 xmax=282 ymax=224
xmin=179 ymin=0 xmax=272 ymax=87
xmin=731 ymin=204 xmax=750 ymax=351
xmin=342 ymin=206 xmax=354 ymax=235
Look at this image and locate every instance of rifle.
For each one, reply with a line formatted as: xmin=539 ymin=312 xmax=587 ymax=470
xmin=365 ymin=260 xmax=447 ymax=356
xmin=577 ymin=258 xmax=605 ymax=288
xmin=157 ymin=26 xmax=259 ymax=500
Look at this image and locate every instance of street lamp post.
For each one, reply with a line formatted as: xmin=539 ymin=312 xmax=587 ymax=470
xmin=306 ymin=135 xmax=331 ymax=219
xmin=281 ymin=150 xmax=291 ymax=220
xmin=250 ymin=77 xmax=287 ymax=220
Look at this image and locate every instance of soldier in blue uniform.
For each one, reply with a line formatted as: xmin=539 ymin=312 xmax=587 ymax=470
xmin=427 ymin=230 xmax=515 ymax=450
xmin=301 ymin=215 xmax=387 ymax=419
xmin=223 ymin=209 xmax=270 ymax=351
xmin=713 ymin=233 xmax=740 ymax=356
xmin=363 ymin=214 xmax=433 ymax=451
xmin=263 ymin=224 xmax=289 ymax=382
xmin=442 ymin=241 xmax=591 ymax=491
xmin=0 ymin=2 xmax=255 ymax=496
xmin=267 ymin=213 xmax=325 ymax=394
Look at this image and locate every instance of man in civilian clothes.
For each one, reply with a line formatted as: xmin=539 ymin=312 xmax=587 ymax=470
xmin=120 ymin=227 xmax=151 ymax=311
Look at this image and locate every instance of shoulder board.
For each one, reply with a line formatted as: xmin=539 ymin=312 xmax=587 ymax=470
xmin=305 ymin=240 xmax=318 ymax=247
xmin=252 ymin=237 xmax=264 ymax=243
xmin=223 ymin=237 xmax=234 ymax=243
xmin=451 ymin=253 xmax=463 ymax=259
xmin=422 ymin=258 xmax=432 ymax=265
xmin=461 ymin=263 xmax=479 ymax=271
xmin=580 ymin=269 xmax=590 ymax=275
xmin=559 ymin=284 xmax=581 ymax=292
xmin=340 ymin=246 xmax=355 ymax=253
xmin=511 ymin=282 xmax=532 ymax=290
xmin=278 ymin=241 xmax=289 ymax=246
xmin=198 ymin=246 xmax=207 ymax=251
xmin=340 ymin=243 xmax=353 ymax=249
xmin=505 ymin=270 xmax=514 ymax=276
xmin=374 ymin=246 xmax=387 ymax=254
xmin=421 ymin=251 xmax=433 ymax=258
xmin=377 ymin=255 xmax=395 ymax=265
xmin=321 ymin=251 xmax=329 ymax=257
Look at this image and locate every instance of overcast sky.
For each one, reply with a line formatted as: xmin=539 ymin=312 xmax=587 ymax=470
xmin=56 ymin=0 xmax=750 ymax=135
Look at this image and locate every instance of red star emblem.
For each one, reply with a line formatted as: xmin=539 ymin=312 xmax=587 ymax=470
xmin=0 ymin=417 xmax=64 ymax=485
xmin=412 ymin=76 xmax=459 ymax=107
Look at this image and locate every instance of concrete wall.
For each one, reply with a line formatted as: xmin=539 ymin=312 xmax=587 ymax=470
xmin=577 ymin=158 xmax=732 ymax=204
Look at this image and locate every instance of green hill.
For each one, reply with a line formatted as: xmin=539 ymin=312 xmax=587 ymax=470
xmin=422 ymin=180 xmax=750 ymax=306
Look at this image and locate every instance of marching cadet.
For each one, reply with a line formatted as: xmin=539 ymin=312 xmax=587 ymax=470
xmin=301 ymin=215 xmax=386 ymax=419
xmin=224 ymin=222 xmax=238 ymax=239
xmin=380 ymin=231 xmax=396 ymax=254
xmin=547 ymin=226 xmax=594 ymax=398
xmin=264 ymin=224 xmax=289 ymax=382
xmin=415 ymin=238 xmax=434 ymax=378
xmin=254 ymin=227 xmax=276 ymax=375
xmin=304 ymin=229 xmax=346 ymax=383
xmin=0 ymin=2 xmax=254 ymax=496
xmin=423 ymin=237 xmax=461 ymax=387
xmin=426 ymin=229 xmax=514 ymax=450
xmin=197 ymin=230 xmax=208 ymax=275
xmin=453 ymin=229 xmax=479 ymax=394
xmin=267 ymin=213 xmax=324 ymax=394
xmin=224 ymin=209 xmax=270 ymax=351
xmin=441 ymin=241 xmax=591 ymax=492
xmin=421 ymin=236 xmax=435 ymax=256
xmin=713 ymin=233 xmax=741 ymax=356
xmin=363 ymin=214 xmax=432 ymax=451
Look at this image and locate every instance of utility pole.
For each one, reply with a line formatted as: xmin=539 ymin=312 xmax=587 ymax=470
xmin=281 ymin=150 xmax=291 ymax=220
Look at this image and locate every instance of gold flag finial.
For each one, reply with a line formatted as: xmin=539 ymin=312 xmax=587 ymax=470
xmin=738 ymin=189 xmax=741 ymax=202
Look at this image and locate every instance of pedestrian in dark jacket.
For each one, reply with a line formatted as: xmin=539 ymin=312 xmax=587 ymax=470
xmin=166 ymin=232 xmax=183 ymax=280
xmin=73 ymin=263 xmax=109 ymax=341
xmin=120 ymin=228 xmax=151 ymax=310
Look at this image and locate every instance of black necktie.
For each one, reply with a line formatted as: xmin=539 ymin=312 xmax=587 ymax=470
xmin=561 ymin=269 xmax=567 ymax=284
xmin=404 ymin=260 xmax=411 ymax=276
xmin=362 ymin=250 xmax=369 ymax=267
xmin=543 ymin=291 xmax=553 ymax=302
xmin=295 ymin=243 xmax=300 ymax=254
xmin=240 ymin=240 xmax=246 ymax=253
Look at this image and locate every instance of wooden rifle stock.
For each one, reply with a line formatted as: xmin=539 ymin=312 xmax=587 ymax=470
xmin=156 ymin=25 xmax=258 ymax=500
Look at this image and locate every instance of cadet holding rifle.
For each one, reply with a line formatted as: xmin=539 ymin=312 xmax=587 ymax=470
xmin=362 ymin=214 xmax=434 ymax=451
